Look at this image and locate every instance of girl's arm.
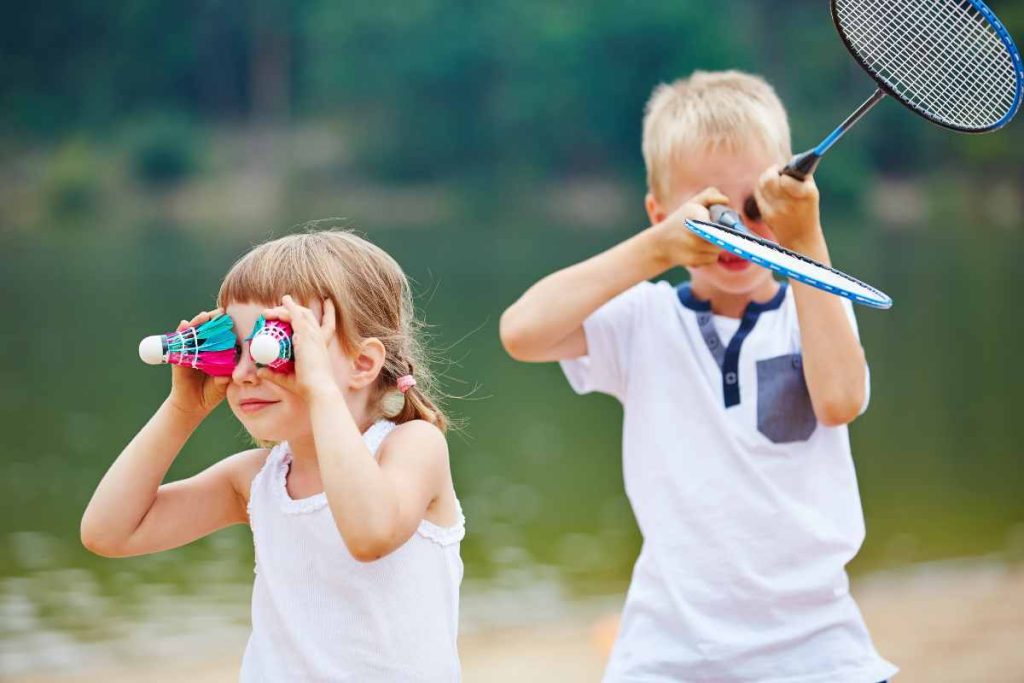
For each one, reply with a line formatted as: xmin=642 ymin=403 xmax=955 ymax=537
xmin=259 ymin=295 xmax=449 ymax=562
xmin=309 ymin=389 xmax=448 ymax=562
xmin=499 ymin=188 xmax=727 ymax=363
xmin=82 ymin=308 xmax=260 ymax=557
xmin=754 ymin=169 xmax=866 ymax=426
xmin=80 ymin=400 xmax=262 ymax=557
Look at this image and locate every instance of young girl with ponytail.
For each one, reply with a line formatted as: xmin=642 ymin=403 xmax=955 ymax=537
xmin=81 ymin=230 xmax=464 ymax=681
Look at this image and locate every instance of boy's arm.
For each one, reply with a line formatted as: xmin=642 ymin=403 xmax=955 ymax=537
xmin=500 ymin=188 xmax=728 ymax=362
xmin=755 ymin=169 xmax=867 ymax=427
xmin=80 ymin=400 xmax=259 ymax=557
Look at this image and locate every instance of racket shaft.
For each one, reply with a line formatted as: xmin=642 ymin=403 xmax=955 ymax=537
xmin=783 ymin=88 xmax=887 ymax=180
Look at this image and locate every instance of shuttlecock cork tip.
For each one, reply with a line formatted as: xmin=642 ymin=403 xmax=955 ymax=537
xmin=250 ymin=335 xmax=281 ymax=365
xmin=139 ymin=335 xmax=166 ymax=365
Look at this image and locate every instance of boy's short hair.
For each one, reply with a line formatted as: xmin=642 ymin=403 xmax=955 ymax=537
xmin=643 ymin=70 xmax=792 ymax=203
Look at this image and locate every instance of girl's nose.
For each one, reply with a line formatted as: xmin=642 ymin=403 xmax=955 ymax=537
xmin=232 ymin=344 xmax=259 ymax=384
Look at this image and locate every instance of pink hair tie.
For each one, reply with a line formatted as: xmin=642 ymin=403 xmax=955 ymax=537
xmin=396 ymin=375 xmax=417 ymax=393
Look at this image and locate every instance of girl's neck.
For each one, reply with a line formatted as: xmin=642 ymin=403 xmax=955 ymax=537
xmin=287 ymin=400 xmax=379 ymax=464
xmin=691 ymin=278 xmax=780 ymax=318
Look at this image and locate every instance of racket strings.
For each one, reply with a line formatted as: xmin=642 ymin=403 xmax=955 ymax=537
xmin=845 ymin=0 xmax=1010 ymax=121
xmin=842 ymin=0 xmax=1012 ymax=125
xmin=835 ymin=0 xmax=1018 ymax=129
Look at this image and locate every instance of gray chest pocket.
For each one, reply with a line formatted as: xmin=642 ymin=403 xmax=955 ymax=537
xmin=756 ymin=354 xmax=817 ymax=444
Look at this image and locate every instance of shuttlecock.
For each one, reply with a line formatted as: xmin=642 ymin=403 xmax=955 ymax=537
xmin=139 ymin=314 xmax=238 ymax=377
xmin=246 ymin=315 xmax=294 ymax=372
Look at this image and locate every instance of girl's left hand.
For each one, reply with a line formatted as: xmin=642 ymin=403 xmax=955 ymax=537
xmin=258 ymin=295 xmax=341 ymax=401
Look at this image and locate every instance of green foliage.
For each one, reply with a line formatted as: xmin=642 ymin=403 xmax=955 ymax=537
xmin=122 ymin=113 xmax=201 ymax=187
xmin=2 ymin=0 xmax=1022 ymax=185
xmin=42 ymin=138 xmax=102 ymax=219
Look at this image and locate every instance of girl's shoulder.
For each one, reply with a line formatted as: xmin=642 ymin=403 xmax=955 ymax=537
xmin=378 ymin=419 xmax=448 ymax=455
xmin=222 ymin=447 xmax=275 ymax=506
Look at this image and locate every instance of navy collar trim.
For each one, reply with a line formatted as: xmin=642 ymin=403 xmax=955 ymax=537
xmin=676 ymin=281 xmax=787 ymax=316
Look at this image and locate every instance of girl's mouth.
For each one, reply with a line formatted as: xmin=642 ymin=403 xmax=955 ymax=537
xmin=240 ymin=399 xmax=279 ymax=413
xmin=717 ymin=251 xmax=751 ymax=272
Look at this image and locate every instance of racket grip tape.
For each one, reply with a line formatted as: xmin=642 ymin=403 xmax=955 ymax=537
xmin=781 ymin=149 xmax=822 ymax=181
xmin=708 ymin=204 xmax=749 ymax=233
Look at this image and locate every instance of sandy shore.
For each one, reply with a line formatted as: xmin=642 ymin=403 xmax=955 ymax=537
xmin=11 ymin=559 xmax=1024 ymax=683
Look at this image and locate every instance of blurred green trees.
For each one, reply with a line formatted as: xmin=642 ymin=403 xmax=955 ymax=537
xmin=4 ymin=0 xmax=1020 ymax=187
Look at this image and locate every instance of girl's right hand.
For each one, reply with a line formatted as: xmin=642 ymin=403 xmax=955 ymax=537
xmin=166 ymin=309 xmax=232 ymax=417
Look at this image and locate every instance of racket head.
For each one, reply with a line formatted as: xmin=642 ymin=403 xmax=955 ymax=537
xmin=684 ymin=218 xmax=893 ymax=309
xmin=831 ymin=0 xmax=1023 ymax=133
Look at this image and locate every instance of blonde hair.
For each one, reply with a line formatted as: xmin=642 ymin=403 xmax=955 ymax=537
xmin=642 ymin=70 xmax=792 ymax=202
xmin=217 ymin=229 xmax=448 ymax=432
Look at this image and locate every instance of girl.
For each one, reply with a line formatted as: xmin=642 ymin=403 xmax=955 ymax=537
xmin=81 ymin=230 xmax=465 ymax=681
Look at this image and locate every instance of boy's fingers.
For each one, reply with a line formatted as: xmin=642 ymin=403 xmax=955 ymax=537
xmin=694 ymin=187 xmax=730 ymax=207
xmin=779 ymin=173 xmax=813 ymax=198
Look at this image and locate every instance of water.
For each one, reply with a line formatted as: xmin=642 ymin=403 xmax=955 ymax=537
xmin=2 ymin=212 xmax=1022 ymax=676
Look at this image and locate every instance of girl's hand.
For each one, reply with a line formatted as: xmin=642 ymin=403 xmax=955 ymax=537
xmin=166 ymin=309 xmax=232 ymax=417
xmin=257 ymin=295 xmax=340 ymax=401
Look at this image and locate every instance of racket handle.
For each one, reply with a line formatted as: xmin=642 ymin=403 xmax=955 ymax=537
xmin=741 ymin=149 xmax=818 ymax=220
xmin=781 ymin=149 xmax=822 ymax=181
xmin=708 ymin=204 xmax=749 ymax=233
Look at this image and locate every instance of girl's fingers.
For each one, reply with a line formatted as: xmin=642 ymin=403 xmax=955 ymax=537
xmin=321 ymin=299 xmax=337 ymax=338
xmin=257 ymin=367 xmax=296 ymax=391
xmin=262 ymin=306 xmax=292 ymax=323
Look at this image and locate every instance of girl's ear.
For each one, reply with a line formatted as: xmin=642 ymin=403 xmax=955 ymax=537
xmin=348 ymin=337 xmax=386 ymax=390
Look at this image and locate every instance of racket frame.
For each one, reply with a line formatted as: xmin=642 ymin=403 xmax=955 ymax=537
xmin=686 ymin=216 xmax=893 ymax=309
xmin=780 ymin=0 xmax=1023 ymax=183
xmin=828 ymin=0 xmax=1023 ymax=135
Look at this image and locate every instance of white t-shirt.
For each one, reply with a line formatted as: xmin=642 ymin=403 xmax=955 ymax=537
xmin=241 ymin=420 xmax=465 ymax=682
xmin=562 ymin=281 xmax=896 ymax=683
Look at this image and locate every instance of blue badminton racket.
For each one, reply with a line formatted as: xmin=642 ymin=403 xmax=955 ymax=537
xmin=771 ymin=0 xmax=1022 ymax=187
xmin=687 ymin=207 xmax=893 ymax=309
xmin=690 ymin=0 xmax=1022 ymax=307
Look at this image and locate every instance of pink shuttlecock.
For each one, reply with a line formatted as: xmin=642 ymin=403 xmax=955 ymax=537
xmin=247 ymin=316 xmax=294 ymax=373
xmin=138 ymin=314 xmax=238 ymax=377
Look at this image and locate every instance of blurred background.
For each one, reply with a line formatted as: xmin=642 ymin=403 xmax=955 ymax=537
xmin=2 ymin=0 xmax=1023 ymax=681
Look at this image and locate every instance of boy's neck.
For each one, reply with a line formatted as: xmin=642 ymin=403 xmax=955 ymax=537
xmin=691 ymin=278 xmax=781 ymax=318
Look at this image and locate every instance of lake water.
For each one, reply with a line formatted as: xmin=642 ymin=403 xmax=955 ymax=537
xmin=2 ymin=213 xmax=1022 ymax=676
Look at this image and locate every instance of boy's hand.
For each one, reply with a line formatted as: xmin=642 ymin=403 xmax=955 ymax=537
xmin=753 ymin=166 xmax=823 ymax=250
xmin=656 ymin=187 xmax=729 ymax=268
xmin=166 ymin=309 xmax=231 ymax=418
xmin=257 ymin=295 xmax=341 ymax=402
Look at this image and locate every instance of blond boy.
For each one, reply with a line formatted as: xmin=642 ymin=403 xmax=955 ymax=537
xmin=500 ymin=71 xmax=896 ymax=682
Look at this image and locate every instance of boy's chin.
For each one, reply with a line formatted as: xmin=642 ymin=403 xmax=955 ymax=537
xmin=692 ymin=261 xmax=773 ymax=295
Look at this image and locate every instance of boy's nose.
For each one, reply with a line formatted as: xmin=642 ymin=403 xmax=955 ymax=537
xmin=232 ymin=344 xmax=259 ymax=384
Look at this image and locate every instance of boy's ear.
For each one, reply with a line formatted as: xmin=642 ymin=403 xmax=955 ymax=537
xmin=645 ymin=192 xmax=667 ymax=225
xmin=348 ymin=337 xmax=386 ymax=390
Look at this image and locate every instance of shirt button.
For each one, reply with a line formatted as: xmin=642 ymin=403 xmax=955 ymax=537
xmin=698 ymin=314 xmax=710 ymax=326
xmin=725 ymin=372 xmax=737 ymax=385
xmin=792 ymin=357 xmax=802 ymax=369
xmin=707 ymin=336 xmax=718 ymax=349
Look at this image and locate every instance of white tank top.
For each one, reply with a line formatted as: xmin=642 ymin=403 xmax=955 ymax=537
xmin=241 ymin=420 xmax=465 ymax=682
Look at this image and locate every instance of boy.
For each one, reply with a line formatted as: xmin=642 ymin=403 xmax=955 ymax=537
xmin=500 ymin=71 xmax=896 ymax=682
